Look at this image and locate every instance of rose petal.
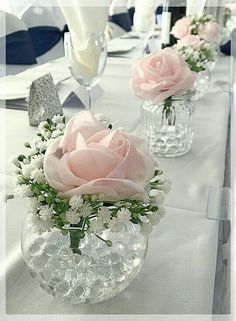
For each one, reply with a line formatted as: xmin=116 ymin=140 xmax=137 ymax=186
xmin=68 ymin=148 xmax=123 ymax=181
xmin=59 ymin=178 xmax=147 ymax=201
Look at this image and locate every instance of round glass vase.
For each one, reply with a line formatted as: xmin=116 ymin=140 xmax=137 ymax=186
xmin=21 ymin=219 xmax=148 ymax=304
xmin=192 ymin=67 xmax=211 ymax=101
xmin=141 ymin=96 xmax=195 ymax=157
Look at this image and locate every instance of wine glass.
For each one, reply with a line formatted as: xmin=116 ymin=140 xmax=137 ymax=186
xmin=64 ymin=32 xmax=107 ymax=110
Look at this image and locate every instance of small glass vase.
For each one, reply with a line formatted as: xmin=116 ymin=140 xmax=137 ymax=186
xmin=141 ymin=96 xmax=195 ymax=157
xmin=192 ymin=68 xmax=211 ymax=101
xmin=21 ymin=219 xmax=148 ymax=304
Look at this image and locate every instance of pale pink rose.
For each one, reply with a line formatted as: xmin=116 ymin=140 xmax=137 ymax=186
xmin=177 ymin=35 xmax=203 ymax=48
xmin=198 ymin=21 xmax=219 ymax=43
xmin=131 ymin=48 xmax=196 ymax=105
xmin=226 ymin=3 xmax=236 ymax=16
xmin=44 ymin=111 xmax=154 ymax=201
xmin=171 ymin=17 xmax=191 ymax=39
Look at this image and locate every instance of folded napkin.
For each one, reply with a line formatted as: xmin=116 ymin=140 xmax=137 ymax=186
xmin=186 ymin=0 xmax=206 ymax=17
xmin=133 ymin=0 xmax=160 ymax=33
xmin=58 ymin=0 xmax=109 ymax=78
xmin=0 ymin=11 xmax=37 ymax=65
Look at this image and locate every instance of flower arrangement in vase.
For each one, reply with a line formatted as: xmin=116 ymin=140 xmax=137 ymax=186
xmin=171 ymin=15 xmax=220 ymax=44
xmin=11 ymin=111 xmax=170 ymax=304
xmin=172 ymin=34 xmax=216 ymax=100
xmin=131 ymin=47 xmax=196 ymax=157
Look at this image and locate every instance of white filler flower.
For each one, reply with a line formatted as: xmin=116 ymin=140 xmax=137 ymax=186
xmin=97 ymin=207 xmax=111 ymax=223
xmin=89 ymin=219 xmax=104 ymax=235
xmin=30 ymin=168 xmax=45 ymax=184
xmin=39 ymin=205 xmax=53 ymax=221
xmin=28 ymin=211 xmax=52 ymax=234
xmin=65 ymin=210 xmax=81 ymax=225
xmin=108 ymin=217 xmax=123 ymax=233
xmin=117 ymin=208 xmax=131 ymax=222
xmin=21 ymin=164 xmax=34 ymax=178
xmin=79 ymin=203 xmax=92 ymax=217
xmin=69 ymin=195 xmax=84 ymax=210
xmin=14 ymin=184 xmax=32 ymax=198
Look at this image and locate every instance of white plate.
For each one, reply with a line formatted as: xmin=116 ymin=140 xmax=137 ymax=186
xmin=107 ymin=39 xmax=135 ymax=54
xmin=0 ymin=76 xmax=30 ymax=100
xmin=0 ymin=58 xmax=71 ymax=101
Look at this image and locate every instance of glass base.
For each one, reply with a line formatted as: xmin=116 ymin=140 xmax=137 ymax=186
xmin=22 ymin=222 xmax=148 ymax=304
xmin=148 ymin=124 xmax=193 ymax=157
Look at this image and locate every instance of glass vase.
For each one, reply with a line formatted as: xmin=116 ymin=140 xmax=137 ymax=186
xmin=141 ymin=96 xmax=195 ymax=157
xmin=21 ymin=219 xmax=148 ymax=304
xmin=192 ymin=68 xmax=211 ymax=101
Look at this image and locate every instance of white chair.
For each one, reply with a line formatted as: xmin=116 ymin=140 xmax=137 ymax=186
xmin=109 ymin=0 xmax=132 ymax=33
xmin=0 ymin=10 xmax=37 ymax=75
xmin=19 ymin=2 xmax=65 ymax=29
xmin=19 ymin=4 xmax=65 ymax=65
xmin=109 ymin=0 xmax=128 ymax=15
xmin=108 ymin=21 xmax=126 ymax=38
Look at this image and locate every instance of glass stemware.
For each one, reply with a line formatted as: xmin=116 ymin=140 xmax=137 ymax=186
xmin=64 ymin=32 xmax=107 ymax=110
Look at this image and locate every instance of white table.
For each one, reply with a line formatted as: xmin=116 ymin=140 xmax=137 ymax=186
xmin=1 ymin=51 xmax=232 ymax=318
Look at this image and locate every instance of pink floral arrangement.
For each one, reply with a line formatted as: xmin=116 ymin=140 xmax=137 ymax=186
xmin=198 ymin=20 xmax=219 ymax=43
xmin=44 ymin=111 xmax=154 ymax=201
xmin=171 ymin=15 xmax=219 ymax=44
xmin=11 ymin=112 xmax=170 ymax=245
xmin=171 ymin=17 xmax=191 ymax=39
xmin=177 ymin=35 xmax=203 ymax=48
xmin=174 ymin=34 xmax=216 ymax=73
xmin=131 ymin=47 xmax=196 ymax=104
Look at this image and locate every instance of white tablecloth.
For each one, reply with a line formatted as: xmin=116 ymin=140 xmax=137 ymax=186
xmin=1 ymin=50 xmax=232 ymax=318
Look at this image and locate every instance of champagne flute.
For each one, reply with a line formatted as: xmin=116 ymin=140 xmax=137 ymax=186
xmin=64 ymin=32 xmax=107 ymax=110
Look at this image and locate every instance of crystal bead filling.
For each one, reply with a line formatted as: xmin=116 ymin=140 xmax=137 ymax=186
xmin=22 ymin=222 xmax=148 ymax=304
xmin=192 ymin=68 xmax=211 ymax=101
xmin=141 ymin=97 xmax=195 ymax=157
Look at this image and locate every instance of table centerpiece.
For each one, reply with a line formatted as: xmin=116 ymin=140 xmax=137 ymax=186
xmin=172 ymin=34 xmax=216 ymax=100
xmin=131 ymin=47 xmax=196 ymax=157
xmin=11 ymin=111 xmax=170 ymax=304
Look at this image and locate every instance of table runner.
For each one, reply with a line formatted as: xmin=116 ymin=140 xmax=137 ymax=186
xmin=2 ymin=53 xmax=232 ymax=316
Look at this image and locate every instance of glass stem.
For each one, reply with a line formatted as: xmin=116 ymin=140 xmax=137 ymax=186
xmin=69 ymin=228 xmax=81 ymax=255
xmin=163 ymin=98 xmax=175 ymax=126
xmin=86 ymin=86 xmax=92 ymax=110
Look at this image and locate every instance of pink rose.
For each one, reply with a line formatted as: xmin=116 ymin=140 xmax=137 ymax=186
xmin=171 ymin=17 xmax=191 ymax=39
xmin=198 ymin=21 xmax=219 ymax=43
xmin=131 ymin=48 xmax=196 ymax=105
xmin=177 ymin=35 xmax=203 ymax=48
xmin=226 ymin=3 xmax=236 ymax=16
xmin=44 ymin=111 xmax=154 ymax=201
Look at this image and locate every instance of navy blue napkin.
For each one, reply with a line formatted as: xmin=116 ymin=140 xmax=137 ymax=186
xmin=0 ymin=30 xmax=37 ymax=64
xmin=28 ymin=24 xmax=68 ymax=57
xmin=109 ymin=13 xmax=132 ymax=32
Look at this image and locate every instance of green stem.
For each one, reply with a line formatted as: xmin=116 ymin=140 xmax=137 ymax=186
xmin=163 ymin=97 xmax=175 ymax=126
xmin=69 ymin=229 xmax=81 ymax=254
xmin=95 ymin=234 xmax=113 ymax=247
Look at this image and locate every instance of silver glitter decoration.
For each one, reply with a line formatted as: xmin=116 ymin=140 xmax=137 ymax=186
xmin=28 ymin=73 xmax=63 ymax=126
